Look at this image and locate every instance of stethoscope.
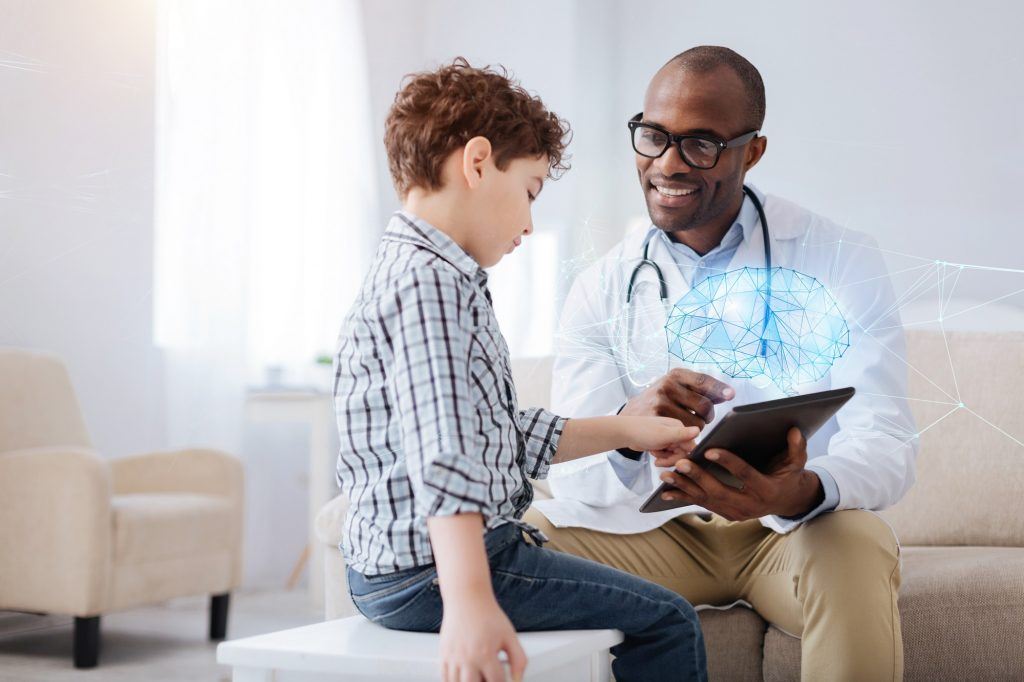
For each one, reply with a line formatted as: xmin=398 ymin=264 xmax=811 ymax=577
xmin=620 ymin=185 xmax=774 ymax=386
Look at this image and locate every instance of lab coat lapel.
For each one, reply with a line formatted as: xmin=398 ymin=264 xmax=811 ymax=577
xmin=617 ymin=230 xmax=687 ymax=390
xmin=643 ymin=230 xmax=688 ymax=311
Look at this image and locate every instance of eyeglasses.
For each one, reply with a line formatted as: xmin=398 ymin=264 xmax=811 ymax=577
xmin=627 ymin=113 xmax=759 ymax=170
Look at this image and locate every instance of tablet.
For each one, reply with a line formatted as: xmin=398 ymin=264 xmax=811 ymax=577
xmin=639 ymin=386 xmax=855 ymax=513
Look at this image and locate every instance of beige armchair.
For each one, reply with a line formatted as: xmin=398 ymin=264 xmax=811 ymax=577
xmin=0 ymin=348 xmax=244 ymax=668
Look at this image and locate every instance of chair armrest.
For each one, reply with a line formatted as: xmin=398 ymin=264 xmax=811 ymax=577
xmin=109 ymin=448 xmax=245 ymax=586
xmin=110 ymin=447 xmax=243 ymax=501
xmin=0 ymin=446 xmax=112 ymax=616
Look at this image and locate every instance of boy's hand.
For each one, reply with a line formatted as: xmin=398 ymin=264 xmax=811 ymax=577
xmin=439 ymin=594 xmax=527 ymax=682
xmin=622 ymin=416 xmax=699 ymax=460
xmin=651 ymin=441 xmax=699 ymax=468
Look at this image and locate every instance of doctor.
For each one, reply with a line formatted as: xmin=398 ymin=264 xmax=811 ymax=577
xmin=525 ymin=46 xmax=919 ymax=681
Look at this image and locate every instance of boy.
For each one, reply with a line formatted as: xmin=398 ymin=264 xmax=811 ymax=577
xmin=334 ymin=58 xmax=708 ymax=682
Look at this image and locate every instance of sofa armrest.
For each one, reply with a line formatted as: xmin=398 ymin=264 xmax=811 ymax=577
xmin=315 ymin=494 xmax=350 ymax=548
xmin=0 ymin=446 xmax=112 ymax=616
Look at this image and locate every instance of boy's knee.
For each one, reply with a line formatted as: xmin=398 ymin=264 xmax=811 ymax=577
xmin=634 ymin=579 xmax=700 ymax=625
xmin=656 ymin=594 xmax=704 ymax=644
xmin=668 ymin=593 xmax=700 ymax=623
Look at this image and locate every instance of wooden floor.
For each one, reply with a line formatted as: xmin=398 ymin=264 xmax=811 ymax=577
xmin=0 ymin=589 xmax=336 ymax=681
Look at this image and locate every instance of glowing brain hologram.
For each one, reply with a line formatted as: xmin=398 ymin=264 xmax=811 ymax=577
xmin=665 ymin=267 xmax=850 ymax=394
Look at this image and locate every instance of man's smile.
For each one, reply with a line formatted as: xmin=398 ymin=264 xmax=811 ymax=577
xmin=650 ymin=180 xmax=701 ymax=207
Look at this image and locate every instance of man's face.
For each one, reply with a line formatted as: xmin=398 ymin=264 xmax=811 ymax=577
xmin=636 ymin=65 xmax=765 ymax=234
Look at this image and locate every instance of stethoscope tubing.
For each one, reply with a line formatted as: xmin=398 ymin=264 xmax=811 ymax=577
xmin=626 ymin=184 xmax=770 ymax=302
xmin=623 ymin=184 xmax=774 ymax=361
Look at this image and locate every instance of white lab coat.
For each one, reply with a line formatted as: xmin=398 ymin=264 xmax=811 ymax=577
xmin=532 ymin=189 xmax=919 ymax=535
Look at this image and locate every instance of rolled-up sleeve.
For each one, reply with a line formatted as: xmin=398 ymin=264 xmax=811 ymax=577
xmin=517 ymin=408 xmax=567 ymax=480
xmin=388 ymin=269 xmax=494 ymax=519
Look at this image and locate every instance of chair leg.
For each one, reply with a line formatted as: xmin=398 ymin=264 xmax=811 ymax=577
xmin=209 ymin=592 xmax=230 ymax=640
xmin=73 ymin=616 xmax=100 ymax=668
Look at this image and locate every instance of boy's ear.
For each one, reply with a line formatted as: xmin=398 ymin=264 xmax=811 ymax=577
xmin=461 ymin=136 xmax=493 ymax=189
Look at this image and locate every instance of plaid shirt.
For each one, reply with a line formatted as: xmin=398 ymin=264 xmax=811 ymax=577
xmin=334 ymin=212 xmax=566 ymax=576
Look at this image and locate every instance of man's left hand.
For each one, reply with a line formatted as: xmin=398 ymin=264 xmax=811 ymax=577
xmin=655 ymin=427 xmax=824 ymax=521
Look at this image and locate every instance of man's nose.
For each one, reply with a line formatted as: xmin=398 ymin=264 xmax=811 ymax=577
xmin=523 ymin=221 xmax=534 ymax=236
xmin=656 ymin=143 xmax=692 ymax=175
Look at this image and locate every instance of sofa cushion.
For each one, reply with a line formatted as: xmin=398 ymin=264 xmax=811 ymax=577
xmin=111 ymin=492 xmax=234 ymax=564
xmin=762 ymin=545 xmax=1024 ymax=681
xmin=699 ymin=607 xmax=766 ymax=681
xmin=882 ymin=332 xmax=1024 ymax=547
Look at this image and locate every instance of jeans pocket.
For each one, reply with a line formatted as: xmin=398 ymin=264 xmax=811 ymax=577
xmin=354 ymin=572 xmax=442 ymax=631
xmin=350 ymin=566 xmax=436 ymax=602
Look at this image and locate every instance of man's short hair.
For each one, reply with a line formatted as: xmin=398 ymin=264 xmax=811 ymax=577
xmin=384 ymin=57 xmax=571 ymax=198
xmin=667 ymin=46 xmax=766 ymax=131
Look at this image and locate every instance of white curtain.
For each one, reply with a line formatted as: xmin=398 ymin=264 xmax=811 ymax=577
xmin=154 ymin=0 xmax=375 ymax=451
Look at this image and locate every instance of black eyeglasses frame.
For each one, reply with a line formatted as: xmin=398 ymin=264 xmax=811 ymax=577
xmin=627 ymin=112 xmax=759 ymax=169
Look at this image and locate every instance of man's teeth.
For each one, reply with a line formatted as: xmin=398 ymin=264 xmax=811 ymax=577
xmin=655 ymin=185 xmax=698 ymax=197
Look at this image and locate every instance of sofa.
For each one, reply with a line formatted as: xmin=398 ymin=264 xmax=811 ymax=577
xmin=0 ymin=349 xmax=245 ymax=668
xmin=317 ymin=330 xmax=1024 ymax=680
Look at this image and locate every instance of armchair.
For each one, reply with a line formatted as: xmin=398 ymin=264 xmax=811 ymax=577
xmin=0 ymin=348 xmax=244 ymax=668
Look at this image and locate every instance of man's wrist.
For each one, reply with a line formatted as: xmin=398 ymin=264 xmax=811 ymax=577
xmin=779 ymin=471 xmax=825 ymax=519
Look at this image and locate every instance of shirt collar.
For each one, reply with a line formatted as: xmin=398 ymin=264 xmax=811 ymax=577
xmin=383 ymin=211 xmax=486 ymax=283
xmin=654 ymin=187 xmax=763 ymax=262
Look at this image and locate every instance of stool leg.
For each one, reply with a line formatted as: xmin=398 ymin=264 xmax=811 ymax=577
xmin=590 ymin=649 xmax=612 ymax=682
xmin=210 ymin=592 xmax=230 ymax=640
xmin=73 ymin=616 xmax=100 ymax=668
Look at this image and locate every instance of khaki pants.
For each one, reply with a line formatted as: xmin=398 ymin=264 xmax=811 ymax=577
xmin=523 ymin=507 xmax=903 ymax=681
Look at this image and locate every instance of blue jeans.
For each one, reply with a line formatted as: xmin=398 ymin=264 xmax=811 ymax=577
xmin=347 ymin=523 xmax=707 ymax=682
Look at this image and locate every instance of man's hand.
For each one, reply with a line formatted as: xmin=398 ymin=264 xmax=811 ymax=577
xmin=657 ymin=427 xmax=825 ymax=521
xmin=620 ymin=368 xmax=735 ymax=431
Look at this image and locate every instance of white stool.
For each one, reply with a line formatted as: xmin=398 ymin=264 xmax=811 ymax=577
xmin=217 ymin=615 xmax=623 ymax=681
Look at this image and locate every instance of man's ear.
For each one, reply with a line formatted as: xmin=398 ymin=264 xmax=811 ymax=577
xmin=744 ymin=135 xmax=767 ymax=171
xmin=462 ymin=136 xmax=493 ymax=189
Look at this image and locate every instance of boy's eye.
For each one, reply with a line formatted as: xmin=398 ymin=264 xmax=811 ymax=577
xmin=527 ymin=191 xmax=536 ymax=202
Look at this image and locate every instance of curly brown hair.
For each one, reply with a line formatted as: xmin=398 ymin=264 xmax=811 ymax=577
xmin=384 ymin=57 xmax=571 ymax=198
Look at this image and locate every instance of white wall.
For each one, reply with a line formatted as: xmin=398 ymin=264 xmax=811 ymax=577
xmin=609 ymin=0 xmax=1024 ymax=307
xmin=359 ymin=0 xmax=1024 ymax=339
xmin=0 ymin=0 xmax=165 ymax=457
